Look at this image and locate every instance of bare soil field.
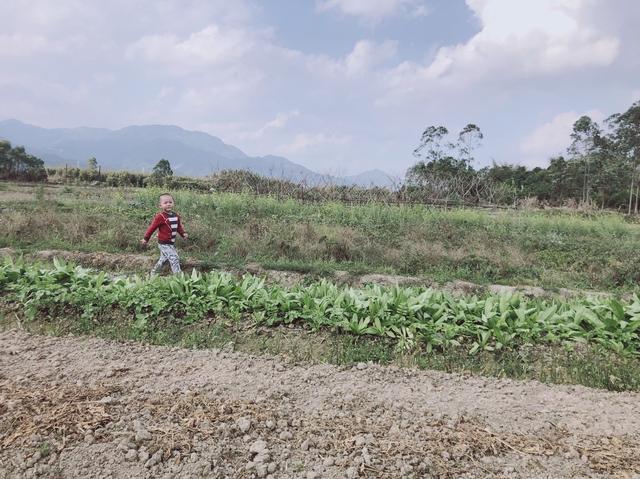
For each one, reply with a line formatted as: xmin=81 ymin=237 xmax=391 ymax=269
xmin=1 ymin=330 xmax=639 ymax=478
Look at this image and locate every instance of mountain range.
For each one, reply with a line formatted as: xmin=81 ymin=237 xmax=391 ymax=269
xmin=0 ymin=119 xmax=395 ymax=187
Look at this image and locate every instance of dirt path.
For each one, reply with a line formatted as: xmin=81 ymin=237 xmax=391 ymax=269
xmin=1 ymin=330 xmax=639 ymax=479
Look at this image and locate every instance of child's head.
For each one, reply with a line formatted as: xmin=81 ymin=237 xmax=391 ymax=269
xmin=158 ymin=193 xmax=175 ymax=212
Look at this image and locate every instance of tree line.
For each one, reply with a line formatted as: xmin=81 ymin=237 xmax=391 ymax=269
xmin=407 ymin=101 xmax=640 ymax=210
xmin=2 ymin=100 xmax=639 ymax=211
xmin=0 ymin=140 xmax=47 ymax=181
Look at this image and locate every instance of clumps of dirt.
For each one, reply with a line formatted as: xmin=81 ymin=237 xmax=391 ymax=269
xmin=5 ymin=377 xmax=638 ymax=479
xmin=2 ymin=330 xmax=640 ymax=478
xmin=356 ymin=273 xmax=428 ymax=288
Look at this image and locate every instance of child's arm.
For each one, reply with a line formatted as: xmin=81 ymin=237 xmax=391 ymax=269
xmin=177 ymin=215 xmax=188 ymax=239
xmin=141 ymin=214 xmax=162 ymax=245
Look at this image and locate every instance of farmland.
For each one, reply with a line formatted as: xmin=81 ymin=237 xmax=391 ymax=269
xmin=2 ymin=180 xmax=640 ymax=478
xmin=2 ymin=182 xmax=640 ymax=291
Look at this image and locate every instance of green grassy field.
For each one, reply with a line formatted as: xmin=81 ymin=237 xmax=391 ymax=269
xmin=2 ymin=180 xmax=640 ymax=391
xmin=1 ymin=181 xmax=639 ymax=291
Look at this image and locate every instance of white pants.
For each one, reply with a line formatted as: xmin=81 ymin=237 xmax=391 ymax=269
xmin=152 ymin=244 xmax=181 ymax=274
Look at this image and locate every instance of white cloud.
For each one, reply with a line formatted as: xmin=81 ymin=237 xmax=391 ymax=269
xmin=0 ymin=33 xmax=87 ymax=57
xmin=126 ymin=25 xmax=255 ymax=73
xmin=276 ymin=133 xmax=351 ymax=155
xmin=380 ymin=0 xmax=620 ymax=105
xmin=345 ymin=40 xmax=397 ymax=77
xmin=316 ymin=0 xmax=427 ymax=23
xmin=235 ymin=111 xmax=301 ymax=140
xmin=0 ymin=34 xmax=49 ymax=57
xmin=306 ymin=39 xmax=397 ymax=79
xmin=519 ymin=109 xmax=603 ymax=167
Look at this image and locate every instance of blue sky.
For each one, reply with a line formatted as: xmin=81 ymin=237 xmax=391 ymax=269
xmin=1 ymin=0 xmax=639 ymax=178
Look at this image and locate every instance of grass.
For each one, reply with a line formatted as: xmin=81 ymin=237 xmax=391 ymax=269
xmin=2 ymin=181 xmax=640 ymax=291
xmin=2 ymin=181 xmax=640 ymax=398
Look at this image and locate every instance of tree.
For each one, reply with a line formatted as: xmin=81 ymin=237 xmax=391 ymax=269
xmin=568 ymin=115 xmax=602 ymax=204
xmin=0 ymin=140 xmax=11 ymax=176
xmin=152 ymin=159 xmax=173 ymax=178
xmin=607 ymin=101 xmax=640 ymax=214
xmin=0 ymin=140 xmax=47 ymax=182
xmin=87 ymin=157 xmax=99 ymax=173
xmin=407 ymin=124 xmax=485 ymax=203
xmin=456 ymin=124 xmax=483 ymax=164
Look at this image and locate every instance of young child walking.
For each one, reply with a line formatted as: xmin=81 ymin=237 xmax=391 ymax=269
xmin=141 ymin=193 xmax=188 ymax=274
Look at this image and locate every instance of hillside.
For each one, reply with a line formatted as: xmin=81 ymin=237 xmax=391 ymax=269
xmin=0 ymin=119 xmax=394 ymax=187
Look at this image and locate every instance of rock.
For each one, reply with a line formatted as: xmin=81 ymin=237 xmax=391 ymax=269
xmin=255 ymin=463 xmax=268 ymax=478
xmin=265 ymin=420 xmax=275 ymax=430
xmin=26 ymin=451 xmax=42 ymax=467
xmin=388 ymin=424 xmax=401 ymax=437
xmin=267 ymin=462 xmax=277 ymax=473
xmin=279 ymin=431 xmax=293 ymax=441
xmin=84 ymin=433 xmax=95 ymax=445
xmin=237 ymin=417 xmax=251 ymax=433
xmin=125 ymin=450 xmax=138 ymax=462
xmin=323 ymin=456 xmax=335 ymax=467
xmin=400 ymin=464 xmax=414 ymax=475
xmin=145 ymin=450 xmax=163 ymax=468
xmin=250 ymin=439 xmax=268 ymax=455
xmin=356 ymin=362 xmax=367 ymax=370
xmin=245 ymin=262 xmax=263 ymax=274
xmin=362 ymin=447 xmax=372 ymax=465
xmin=452 ymin=444 xmax=470 ymax=459
xmin=135 ymin=429 xmax=152 ymax=442
xmin=300 ymin=439 xmax=311 ymax=451
xmin=138 ymin=451 xmax=150 ymax=463
xmin=307 ymin=472 xmax=321 ymax=479
xmin=346 ymin=466 xmax=359 ymax=478
xmin=117 ymin=440 xmax=137 ymax=451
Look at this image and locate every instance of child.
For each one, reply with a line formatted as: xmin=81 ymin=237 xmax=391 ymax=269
xmin=140 ymin=193 xmax=188 ymax=274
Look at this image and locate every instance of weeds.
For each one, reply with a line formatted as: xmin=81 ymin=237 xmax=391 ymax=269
xmin=2 ymin=183 xmax=640 ymax=291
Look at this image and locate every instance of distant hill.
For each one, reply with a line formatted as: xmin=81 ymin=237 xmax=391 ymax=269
xmin=0 ymin=119 xmax=394 ymax=187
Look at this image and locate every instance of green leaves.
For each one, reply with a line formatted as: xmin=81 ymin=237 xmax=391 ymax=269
xmin=2 ymin=258 xmax=639 ymax=357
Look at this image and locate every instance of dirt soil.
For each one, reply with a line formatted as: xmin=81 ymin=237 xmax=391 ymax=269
xmin=1 ymin=331 xmax=639 ymax=479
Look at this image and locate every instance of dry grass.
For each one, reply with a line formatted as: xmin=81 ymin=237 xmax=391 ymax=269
xmin=0 ymin=380 xmax=120 ymax=449
xmin=3 ymin=377 xmax=637 ymax=477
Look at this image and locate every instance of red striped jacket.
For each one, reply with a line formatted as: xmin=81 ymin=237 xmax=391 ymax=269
xmin=143 ymin=211 xmax=186 ymax=245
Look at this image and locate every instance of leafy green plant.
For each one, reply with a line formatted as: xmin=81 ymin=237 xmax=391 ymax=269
xmin=1 ymin=257 xmax=639 ymax=356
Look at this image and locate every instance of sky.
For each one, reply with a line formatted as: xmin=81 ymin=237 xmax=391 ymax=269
xmin=1 ymin=0 xmax=639 ymax=178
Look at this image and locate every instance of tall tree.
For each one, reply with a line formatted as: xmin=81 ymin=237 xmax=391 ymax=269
xmin=607 ymin=101 xmax=640 ymax=214
xmin=407 ymin=124 xmax=485 ymax=203
xmin=568 ymin=115 xmax=602 ymax=204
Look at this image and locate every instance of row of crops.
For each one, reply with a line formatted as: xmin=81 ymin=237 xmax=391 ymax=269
xmin=1 ymin=258 xmax=639 ymax=356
